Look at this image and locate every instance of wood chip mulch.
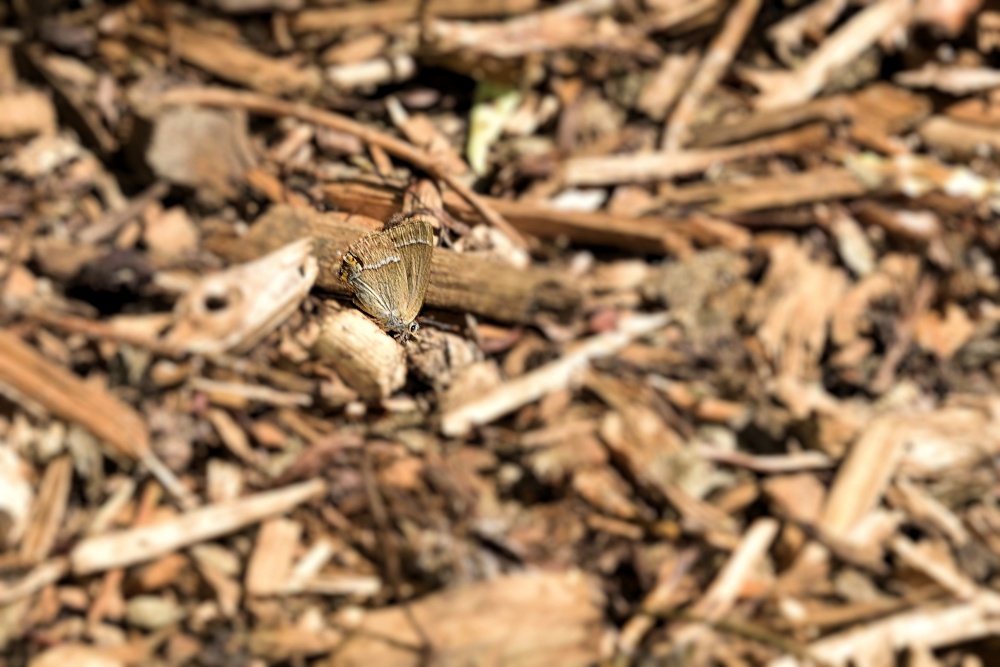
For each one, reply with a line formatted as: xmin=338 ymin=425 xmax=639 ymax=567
xmin=2 ymin=0 xmax=1000 ymax=665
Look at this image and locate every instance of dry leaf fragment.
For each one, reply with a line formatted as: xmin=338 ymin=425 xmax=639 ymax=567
xmin=146 ymin=106 xmax=256 ymax=201
xmin=749 ymin=240 xmax=847 ymax=379
xmin=164 ymin=237 xmax=318 ymax=355
xmin=914 ymin=303 xmax=976 ymax=360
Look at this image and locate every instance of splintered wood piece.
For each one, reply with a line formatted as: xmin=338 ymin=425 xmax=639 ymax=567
xmin=324 ymin=570 xmax=603 ymax=667
xmin=748 ymin=239 xmax=848 ymax=379
xmin=751 ymin=0 xmax=915 ymax=110
xmin=248 ymin=624 xmax=344 ymax=662
xmin=245 ymin=518 xmax=302 ymax=596
xmin=0 ymin=445 xmax=33 ymax=547
xmin=70 ymin=479 xmax=326 ymax=575
xmin=688 ymin=518 xmax=779 ymax=622
xmin=321 ymin=181 xmax=733 ymax=254
xmin=662 ymin=0 xmax=762 ymax=150
xmin=820 ymin=413 xmax=907 ymax=538
xmin=424 ymin=1 xmax=636 ymax=59
xmin=782 ymin=410 xmax=918 ymax=588
xmin=564 ymin=123 xmax=827 ymax=185
xmin=767 ymin=602 xmax=1000 ymax=667
xmin=917 ymin=115 xmax=1000 ymax=159
xmin=0 ymin=330 xmax=191 ymax=507
xmin=670 ymin=518 xmax=779 ymax=654
xmin=691 ymin=96 xmax=852 ymax=147
xmin=0 ymin=331 xmax=148 ymax=458
xmin=895 ymin=63 xmax=1000 ymax=95
xmin=214 ymin=205 xmax=581 ymax=324
xmin=888 ymin=535 xmax=987 ymax=601
xmin=768 ymin=0 xmax=848 ymax=63
xmin=441 ymin=313 xmax=671 ymax=437
xmin=19 ymin=455 xmax=72 ymax=564
xmin=164 ymin=237 xmax=318 ymax=356
xmin=845 ymin=152 xmax=1000 ymax=202
xmin=161 ymin=23 xmax=320 ymax=95
xmin=685 ymin=167 xmax=871 ymax=213
xmin=191 ymin=548 xmax=242 ymax=617
xmin=313 ymin=309 xmax=407 ymax=401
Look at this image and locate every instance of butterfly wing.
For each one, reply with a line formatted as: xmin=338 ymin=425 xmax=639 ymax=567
xmin=341 ymin=216 xmax=435 ymax=330
xmin=384 ymin=216 xmax=434 ymax=324
xmin=340 ymin=230 xmax=405 ymax=326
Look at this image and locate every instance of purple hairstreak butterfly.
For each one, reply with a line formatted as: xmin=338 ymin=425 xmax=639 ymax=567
xmin=339 ymin=213 xmax=435 ymax=338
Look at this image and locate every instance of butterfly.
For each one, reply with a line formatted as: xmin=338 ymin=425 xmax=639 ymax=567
xmin=339 ymin=213 xmax=435 ymax=339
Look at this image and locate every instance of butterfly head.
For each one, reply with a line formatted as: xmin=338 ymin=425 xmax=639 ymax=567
xmin=382 ymin=310 xmax=420 ymax=341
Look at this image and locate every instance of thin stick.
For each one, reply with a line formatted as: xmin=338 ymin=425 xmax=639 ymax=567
xmin=441 ymin=313 xmax=671 ymax=436
xmin=662 ymin=0 xmax=762 ymax=150
xmin=71 ymin=479 xmax=326 ymax=575
xmin=154 ymin=86 xmax=527 ymax=249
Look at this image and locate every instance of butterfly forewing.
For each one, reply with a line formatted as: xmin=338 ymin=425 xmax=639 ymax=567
xmin=341 ymin=232 xmax=399 ymax=322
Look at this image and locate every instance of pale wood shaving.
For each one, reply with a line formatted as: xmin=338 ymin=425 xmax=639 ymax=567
xmin=70 ymin=480 xmax=326 ymax=575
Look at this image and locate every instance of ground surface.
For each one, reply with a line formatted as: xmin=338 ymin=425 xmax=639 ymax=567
xmin=2 ymin=1 xmax=1000 ymax=666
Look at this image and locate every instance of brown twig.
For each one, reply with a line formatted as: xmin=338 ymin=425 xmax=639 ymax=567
xmin=662 ymin=0 xmax=762 ymax=150
xmin=565 ymin=123 xmax=827 ymax=186
xmin=154 ymin=86 xmax=528 ymax=249
xmin=210 ymin=205 xmax=580 ymax=324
